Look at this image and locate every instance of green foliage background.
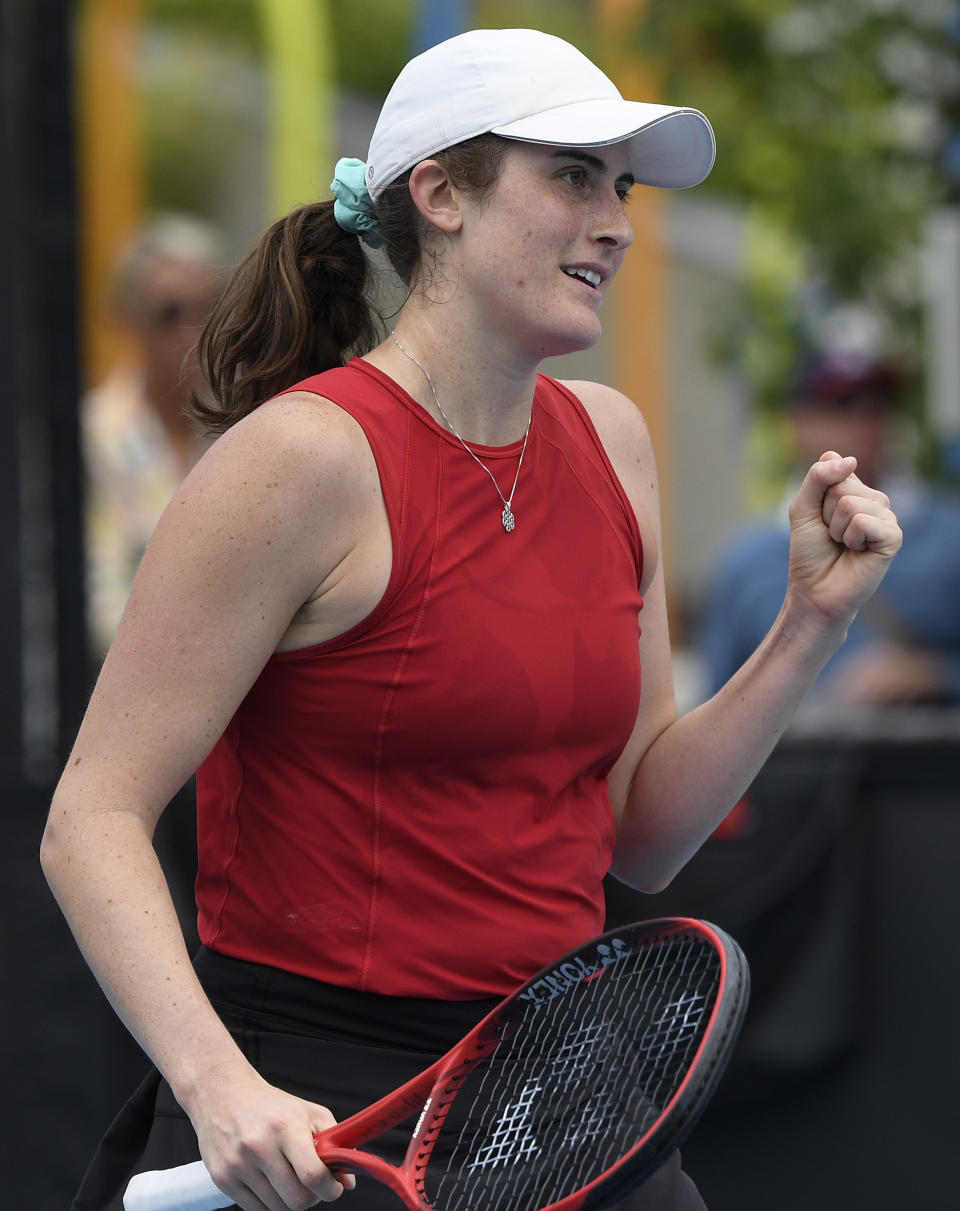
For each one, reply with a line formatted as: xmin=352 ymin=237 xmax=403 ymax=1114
xmin=628 ymin=2 xmax=958 ymax=432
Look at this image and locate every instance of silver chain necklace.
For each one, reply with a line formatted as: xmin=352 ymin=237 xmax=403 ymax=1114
xmin=391 ymin=332 xmax=531 ymax=533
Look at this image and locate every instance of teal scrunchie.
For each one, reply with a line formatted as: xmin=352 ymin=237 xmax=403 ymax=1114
xmin=330 ymin=157 xmax=383 ymax=249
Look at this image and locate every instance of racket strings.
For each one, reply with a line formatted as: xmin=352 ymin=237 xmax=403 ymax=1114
xmin=415 ymin=1061 xmax=479 ymax=1172
xmin=424 ymin=936 xmax=720 ymax=1211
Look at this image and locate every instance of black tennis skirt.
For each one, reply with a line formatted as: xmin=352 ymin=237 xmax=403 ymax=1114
xmin=72 ymin=947 xmax=706 ymax=1211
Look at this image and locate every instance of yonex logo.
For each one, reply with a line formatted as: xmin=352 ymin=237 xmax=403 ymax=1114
xmin=518 ymin=937 xmax=629 ymax=1007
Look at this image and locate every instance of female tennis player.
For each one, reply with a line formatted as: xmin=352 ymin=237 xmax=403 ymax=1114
xmin=41 ymin=27 xmax=901 ymax=1211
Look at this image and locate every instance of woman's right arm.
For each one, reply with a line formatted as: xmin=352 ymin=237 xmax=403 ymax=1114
xmin=41 ymin=393 xmax=376 ymax=1209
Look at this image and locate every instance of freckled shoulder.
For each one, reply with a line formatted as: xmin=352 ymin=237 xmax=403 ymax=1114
xmin=193 ymin=390 xmax=382 ymax=515
xmin=155 ymin=388 xmax=388 ymax=618
xmin=221 ymin=389 xmax=377 ymax=468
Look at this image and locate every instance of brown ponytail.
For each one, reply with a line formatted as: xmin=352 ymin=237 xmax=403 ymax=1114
xmin=193 ymin=200 xmax=378 ymax=434
xmin=193 ymin=133 xmax=508 ymax=435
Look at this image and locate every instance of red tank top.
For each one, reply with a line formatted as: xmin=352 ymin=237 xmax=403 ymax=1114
xmin=196 ymin=360 xmax=643 ymax=998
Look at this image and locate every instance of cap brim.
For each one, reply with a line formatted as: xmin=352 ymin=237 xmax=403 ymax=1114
xmin=492 ymin=100 xmax=716 ymax=190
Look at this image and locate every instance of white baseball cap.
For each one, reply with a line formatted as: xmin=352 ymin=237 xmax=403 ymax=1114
xmin=365 ymin=28 xmax=716 ymax=201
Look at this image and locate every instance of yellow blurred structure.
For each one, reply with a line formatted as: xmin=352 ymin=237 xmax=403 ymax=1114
xmin=259 ymin=0 xmax=335 ymax=218
xmin=76 ymin=0 xmax=336 ymax=386
xmin=76 ymin=0 xmax=144 ymax=387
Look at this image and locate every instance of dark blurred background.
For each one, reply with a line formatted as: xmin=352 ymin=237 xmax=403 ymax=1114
xmin=3 ymin=2 xmax=958 ymax=1207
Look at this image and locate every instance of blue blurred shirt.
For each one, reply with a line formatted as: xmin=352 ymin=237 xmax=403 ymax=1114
xmin=700 ymin=481 xmax=960 ymax=703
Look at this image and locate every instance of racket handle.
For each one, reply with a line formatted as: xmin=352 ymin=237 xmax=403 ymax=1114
xmin=123 ymin=1160 xmax=231 ymax=1211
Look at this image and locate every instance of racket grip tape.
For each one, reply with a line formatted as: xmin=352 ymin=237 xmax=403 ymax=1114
xmin=123 ymin=1159 xmax=231 ymax=1211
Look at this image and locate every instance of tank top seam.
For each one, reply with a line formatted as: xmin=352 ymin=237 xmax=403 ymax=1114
xmin=358 ymin=429 xmax=445 ymax=990
xmin=537 ymin=376 xmax=644 ymax=584
xmin=539 ymin=428 xmax=642 ymax=585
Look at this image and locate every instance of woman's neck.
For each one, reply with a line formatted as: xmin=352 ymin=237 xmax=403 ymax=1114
xmin=365 ymin=311 xmax=539 ymax=447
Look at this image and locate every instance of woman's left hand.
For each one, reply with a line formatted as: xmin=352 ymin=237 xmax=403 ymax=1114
xmin=786 ymin=450 xmax=903 ymax=627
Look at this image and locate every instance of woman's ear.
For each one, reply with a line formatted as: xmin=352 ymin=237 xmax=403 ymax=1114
xmin=407 ymin=160 xmax=463 ymax=235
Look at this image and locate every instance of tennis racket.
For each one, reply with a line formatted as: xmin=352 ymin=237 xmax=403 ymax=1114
xmin=124 ymin=917 xmax=749 ymax=1211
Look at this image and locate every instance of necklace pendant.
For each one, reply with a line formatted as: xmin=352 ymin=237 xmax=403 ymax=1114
xmin=390 ymin=334 xmax=530 ymax=538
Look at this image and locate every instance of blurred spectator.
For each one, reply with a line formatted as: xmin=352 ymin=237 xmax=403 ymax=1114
xmin=81 ymin=214 xmax=226 ymax=657
xmin=701 ymin=344 xmax=960 ymax=705
xmin=80 ymin=214 xmax=228 ymax=953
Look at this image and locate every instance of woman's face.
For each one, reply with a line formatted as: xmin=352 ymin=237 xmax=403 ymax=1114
xmin=451 ymin=141 xmax=636 ymax=361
